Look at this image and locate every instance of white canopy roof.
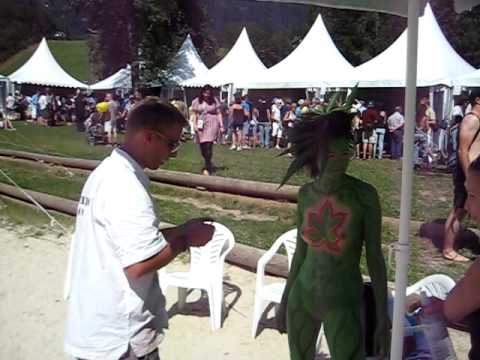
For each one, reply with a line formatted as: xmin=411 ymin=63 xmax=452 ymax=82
xmin=350 ymin=4 xmax=475 ymax=87
xmin=90 ymin=65 xmax=132 ymax=90
xmin=451 ymin=68 xmax=480 ymax=87
xmin=183 ymin=28 xmax=267 ymax=87
xmin=165 ymin=34 xmax=208 ymax=85
xmin=8 ymin=38 xmax=87 ymax=88
xmin=238 ymin=14 xmax=355 ymax=89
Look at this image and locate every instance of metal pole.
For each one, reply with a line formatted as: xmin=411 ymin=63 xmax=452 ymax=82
xmin=390 ymin=0 xmax=420 ymax=359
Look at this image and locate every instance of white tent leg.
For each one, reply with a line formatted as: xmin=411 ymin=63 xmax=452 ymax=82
xmin=391 ymin=0 xmax=420 ymax=359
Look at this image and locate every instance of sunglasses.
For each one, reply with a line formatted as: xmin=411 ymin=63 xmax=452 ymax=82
xmin=150 ymin=130 xmax=182 ymax=153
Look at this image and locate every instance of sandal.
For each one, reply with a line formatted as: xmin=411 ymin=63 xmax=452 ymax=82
xmin=443 ymin=251 xmax=470 ymax=262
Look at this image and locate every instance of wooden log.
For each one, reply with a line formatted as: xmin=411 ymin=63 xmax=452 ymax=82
xmin=0 ymin=182 xmax=78 ymax=216
xmin=0 ymin=182 xmax=289 ymax=278
xmin=0 ymin=149 xmax=299 ymax=202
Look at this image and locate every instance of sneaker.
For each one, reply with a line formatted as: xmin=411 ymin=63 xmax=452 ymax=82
xmin=236 ymin=146 xmax=242 ymax=151
xmin=229 ymin=145 xmax=236 ymax=150
xmin=275 ymin=145 xmax=281 ymax=150
xmin=242 ymin=145 xmax=250 ymax=149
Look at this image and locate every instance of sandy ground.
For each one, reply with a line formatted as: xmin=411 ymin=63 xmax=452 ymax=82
xmin=0 ymin=225 xmax=470 ymax=360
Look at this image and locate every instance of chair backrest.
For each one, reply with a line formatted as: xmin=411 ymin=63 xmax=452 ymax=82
xmin=406 ymin=274 xmax=456 ymax=300
xmin=276 ymin=229 xmax=297 ymax=269
xmin=190 ymin=222 xmax=235 ymax=272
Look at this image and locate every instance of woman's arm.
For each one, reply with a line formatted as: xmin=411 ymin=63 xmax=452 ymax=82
xmin=364 ymin=185 xmax=390 ymax=357
xmin=217 ymin=103 xmax=224 ymax=132
xmin=444 ymin=258 xmax=480 ymax=322
xmin=191 ymin=99 xmax=199 ymax=131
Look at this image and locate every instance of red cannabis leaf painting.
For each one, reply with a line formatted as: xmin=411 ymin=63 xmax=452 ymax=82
xmin=301 ymin=198 xmax=350 ymax=256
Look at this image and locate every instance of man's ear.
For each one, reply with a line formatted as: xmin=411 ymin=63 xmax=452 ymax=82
xmin=143 ymin=130 xmax=153 ymax=144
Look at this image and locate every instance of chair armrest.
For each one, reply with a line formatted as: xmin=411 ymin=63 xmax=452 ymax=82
xmin=255 ymin=240 xmax=283 ymax=290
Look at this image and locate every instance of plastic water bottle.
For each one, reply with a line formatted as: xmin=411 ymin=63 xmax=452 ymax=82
xmin=419 ymin=291 xmax=457 ymax=360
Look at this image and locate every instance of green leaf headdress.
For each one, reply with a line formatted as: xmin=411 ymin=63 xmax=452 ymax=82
xmin=279 ymin=86 xmax=358 ymax=187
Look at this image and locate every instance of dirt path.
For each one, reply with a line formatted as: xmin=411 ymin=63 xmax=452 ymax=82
xmin=0 ymin=221 xmax=469 ymax=360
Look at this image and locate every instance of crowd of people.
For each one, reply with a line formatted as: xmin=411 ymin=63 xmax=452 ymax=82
xmin=2 ymin=88 xmax=145 ymax=145
xmin=1 ymin=85 xmax=471 ymax=176
xmin=185 ymin=84 xmax=472 ymax=176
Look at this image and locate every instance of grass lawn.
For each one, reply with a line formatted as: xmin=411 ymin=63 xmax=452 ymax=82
xmin=0 ymin=121 xmax=452 ymax=221
xmin=0 ymin=40 xmax=90 ymax=82
xmin=0 ymin=156 xmax=473 ymax=283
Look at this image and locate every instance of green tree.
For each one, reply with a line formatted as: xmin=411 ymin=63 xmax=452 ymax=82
xmin=0 ymin=1 xmax=56 ymax=65
xmin=307 ymin=6 xmax=405 ymax=66
xmin=80 ymin=0 xmax=136 ymax=81
xmin=455 ymin=5 xmax=480 ymax=67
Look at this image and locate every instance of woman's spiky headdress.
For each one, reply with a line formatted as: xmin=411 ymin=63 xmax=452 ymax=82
xmin=279 ymin=87 xmax=358 ymax=187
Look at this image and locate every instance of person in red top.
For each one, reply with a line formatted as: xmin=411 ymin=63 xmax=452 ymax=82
xmin=361 ymin=102 xmax=380 ymax=160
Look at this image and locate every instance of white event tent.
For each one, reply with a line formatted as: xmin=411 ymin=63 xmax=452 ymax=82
xmin=250 ymin=1 xmax=480 ymax=359
xmin=352 ymin=4 xmax=475 ymax=87
xmin=238 ymin=14 xmax=355 ymax=89
xmin=182 ymin=28 xmax=267 ymax=88
xmin=451 ymin=68 xmax=480 ymax=87
xmin=8 ymin=38 xmax=87 ymax=89
xmin=164 ymin=34 xmax=209 ymax=85
xmin=90 ymin=65 xmax=132 ymax=91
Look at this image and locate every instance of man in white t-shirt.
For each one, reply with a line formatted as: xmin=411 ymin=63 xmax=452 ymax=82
xmin=271 ymin=99 xmax=283 ymax=149
xmin=64 ymin=97 xmax=215 ymax=360
xmin=106 ymin=93 xmax=120 ymax=144
xmin=387 ymin=106 xmax=405 ymax=160
xmin=37 ymin=90 xmax=49 ymax=126
xmin=5 ymin=93 xmax=15 ymax=111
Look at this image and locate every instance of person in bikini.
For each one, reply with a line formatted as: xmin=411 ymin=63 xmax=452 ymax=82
xmin=444 ymin=88 xmax=480 ymax=262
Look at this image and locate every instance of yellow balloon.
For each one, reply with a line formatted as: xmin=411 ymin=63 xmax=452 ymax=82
xmin=96 ymin=101 xmax=109 ymax=113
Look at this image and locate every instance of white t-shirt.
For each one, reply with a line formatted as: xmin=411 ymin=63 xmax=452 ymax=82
xmin=38 ymin=95 xmax=48 ymax=111
xmin=452 ymin=105 xmax=463 ymax=118
xmin=387 ymin=111 xmax=405 ymax=130
xmin=64 ymin=148 xmax=168 ymax=360
xmin=271 ymin=105 xmax=281 ymax=122
xmin=6 ymin=95 xmax=15 ymax=110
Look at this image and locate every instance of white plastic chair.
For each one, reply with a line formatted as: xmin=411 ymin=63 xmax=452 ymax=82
xmin=252 ymin=229 xmax=297 ymax=338
xmin=159 ymin=222 xmax=235 ymax=331
xmin=406 ymin=274 xmax=456 ymax=300
xmin=252 ymin=229 xmax=324 ymax=352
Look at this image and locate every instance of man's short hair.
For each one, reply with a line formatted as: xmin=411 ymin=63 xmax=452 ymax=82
xmin=126 ymin=96 xmax=187 ymax=132
xmin=469 ymin=89 xmax=480 ymax=107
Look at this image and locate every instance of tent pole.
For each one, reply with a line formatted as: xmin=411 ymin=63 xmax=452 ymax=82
xmin=391 ymin=1 xmax=420 ymax=359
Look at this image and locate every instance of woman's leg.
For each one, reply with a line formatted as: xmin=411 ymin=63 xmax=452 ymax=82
xmin=323 ymin=306 xmax=365 ymax=360
xmin=204 ymin=142 xmax=214 ymax=173
xmin=287 ymin=282 xmax=321 ymax=360
xmin=199 ymin=142 xmax=208 ymax=173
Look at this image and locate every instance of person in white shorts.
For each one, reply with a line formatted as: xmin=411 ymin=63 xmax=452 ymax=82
xmin=271 ymin=99 xmax=283 ymax=149
xmin=106 ymin=93 xmax=120 ymax=145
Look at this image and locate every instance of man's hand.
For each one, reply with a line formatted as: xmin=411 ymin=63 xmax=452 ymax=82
xmin=180 ymin=218 xmax=215 ymax=247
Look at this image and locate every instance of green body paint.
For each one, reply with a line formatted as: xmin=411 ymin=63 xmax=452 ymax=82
xmin=278 ymin=137 xmax=390 ymax=360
